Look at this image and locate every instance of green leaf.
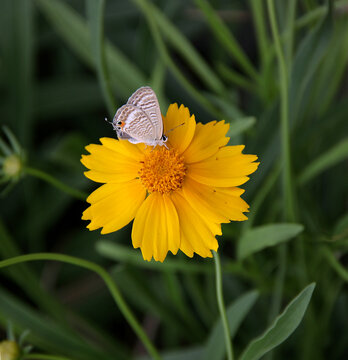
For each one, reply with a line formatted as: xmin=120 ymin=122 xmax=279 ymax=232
xmin=204 ymin=291 xmax=259 ymax=360
xmin=35 ymin=0 xmax=146 ymax=97
xmin=0 ymin=0 xmax=34 ymax=145
xmin=132 ymin=0 xmax=220 ymax=116
xmin=297 ymin=138 xmax=348 ymax=185
xmin=308 ymin=20 xmax=348 ymax=116
xmin=227 ymin=117 xmax=256 ymax=138
xmin=111 ymin=267 xmax=190 ymax=338
xmin=334 ymin=213 xmax=348 ymax=236
xmin=0 ymin=287 xmax=126 ymax=360
xmin=194 ymin=0 xmax=258 ymax=80
xmin=136 ymin=346 xmax=204 ymax=360
xmin=96 ymin=240 xmax=213 ymax=273
xmin=240 ymin=283 xmax=316 ymax=360
xmin=289 ymin=8 xmax=333 ymax=124
xmin=237 ymin=223 xmax=304 ymax=260
xmin=34 ymin=79 xmax=103 ymax=117
xmin=86 ymin=0 xmax=116 ymax=116
xmin=0 ymin=221 xmax=126 ymax=357
xmin=145 ymin=0 xmax=225 ymax=95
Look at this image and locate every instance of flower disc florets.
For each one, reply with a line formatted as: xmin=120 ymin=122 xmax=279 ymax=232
xmin=139 ymin=148 xmax=186 ymax=194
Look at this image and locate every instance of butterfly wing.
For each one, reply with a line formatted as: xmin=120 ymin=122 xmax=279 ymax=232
xmin=113 ymin=104 xmax=156 ymax=143
xmin=127 ymin=86 xmax=163 ymax=139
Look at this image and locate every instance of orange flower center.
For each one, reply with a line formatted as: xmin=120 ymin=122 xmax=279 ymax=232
xmin=139 ymin=148 xmax=186 ymax=194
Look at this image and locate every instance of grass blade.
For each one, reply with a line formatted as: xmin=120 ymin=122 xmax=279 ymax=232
xmin=194 ymin=0 xmax=259 ymax=80
xmin=35 ymin=0 xmax=146 ymax=97
xmin=298 ymin=138 xmax=348 ymax=185
xmin=96 ymin=240 xmax=213 ymax=273
xmin=227 ymin=117 xmax=256 ymax=139
xmin=146 ymin=0 xmax=225 ymax=95
xmin=0 ymin=288 xmax=122 ymax=360
xmin=86 ymin=0 xmax=116 ymax=116
xmin=132 ymin=0 xmax=221 ymax=116
xmin=289 ymin=7 xmax=333 ymax=125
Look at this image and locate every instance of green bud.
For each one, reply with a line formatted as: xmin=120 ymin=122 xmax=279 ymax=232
xmin=0 ymin=340 xmax=20 ymax=360
xmin=3 ymin=154 xmax=22 ymax=178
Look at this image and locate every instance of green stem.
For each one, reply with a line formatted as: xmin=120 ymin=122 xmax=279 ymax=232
xmin=266 ymin=5 xmax=295 ymax=359
xmin=249 ymin=0 xmax=269 ymax=71
xmin=269 ymin=244 xmax=287 ymax=322
xmin=285 ymin=0 xmax=297 ymax=68
xmin=24 ymin=166 xmax=87 ymax=201
xmin=213 ymin=251 xmax=233 ymax=360
xmin=87 ymin=0 xmax=116 ymax=117
xmin=242 ymin=163 xmax=281 ymax=233
xmin=195 ymin=0 xmax=259 ymax=81
xmin=322 ymin=247 xmax=348 ymax=282
xmin=23 ymin=354 xmax=74 ymax=360
xmin=0 ymin=253 xmax=161 ymax=360
xmin=216 ymin=63 xmax=258 ymax=93
xmin=133 ymin=0 xmax=223 ymax=118
xmin=267 ymin=0 xmax=294 ymax=222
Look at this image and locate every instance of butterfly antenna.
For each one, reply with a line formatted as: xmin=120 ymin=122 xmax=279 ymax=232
xmin=165 ymin=122 xmax=185 ymax=134
xmin=105 ymin=117 xmax=116 ymax=130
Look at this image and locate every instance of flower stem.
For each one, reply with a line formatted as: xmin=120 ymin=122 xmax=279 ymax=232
xmin=23 ymin=354 xmax=73 ymax=360
xmin=0 ymin=253 xmax=161 ymax=360
xmin=267 ymin=0 xmax=295 ymax=222
xmin=87 ymin=0 xmax=116 ymax=117
xmin=322 ymin=247 xmax=348 ymax=282
xmin=213 ymin=251 xmax=233 ymax=360
xmin=24 ymin=166 xmax=87 ymax=201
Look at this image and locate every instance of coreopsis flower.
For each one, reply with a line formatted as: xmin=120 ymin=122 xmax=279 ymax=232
xmin=81 ymin=104 xmax=259 ymax=261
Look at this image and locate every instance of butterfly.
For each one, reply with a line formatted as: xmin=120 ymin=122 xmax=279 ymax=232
xmin=112 ymin=86 xmax=168 ymax=147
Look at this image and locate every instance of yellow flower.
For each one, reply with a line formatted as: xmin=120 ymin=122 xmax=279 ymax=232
xmin=81 ymin=104 xmax=259 ymax=262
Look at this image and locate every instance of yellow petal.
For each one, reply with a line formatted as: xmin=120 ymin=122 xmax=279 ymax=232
xmin=182 ymin=177 xmax=229 ymax=223
xmin=163 ymin=103 xmax=196 ymax=154
xmin=187 ymin=146 xmax=259 ymax=187
xmin=82 ymin=180 xmax=146 ymax=234
xmin=81 ymin=142 xmax=142 ymax=183
xmin=132 ymin=193 xmax=180 ymax=262
xmin=183 ymin=121 xmax=230 ymax=163
xmin=183 ymin=178 xmax=249 ymax=222
xmin=171 ymin=192 xmax=218 ymax=258
xmin=99 ymin=137 xmax=145 ymax=160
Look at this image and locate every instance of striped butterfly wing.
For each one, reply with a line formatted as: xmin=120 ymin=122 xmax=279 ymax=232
xmin=114 ymin=104 xmax=155 ymax=143
xmin=127 ymin=86 xmax=163 ymax=139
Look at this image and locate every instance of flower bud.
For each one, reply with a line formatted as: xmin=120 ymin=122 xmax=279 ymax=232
xmin=0 ymin=340 xmax=20 ymax=360
xmin=3 ymin=154 xmax=22 ymax=178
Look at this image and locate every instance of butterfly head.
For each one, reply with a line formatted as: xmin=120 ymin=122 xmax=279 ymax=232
xmin=161 ymin=134 xmax=168 ymax=142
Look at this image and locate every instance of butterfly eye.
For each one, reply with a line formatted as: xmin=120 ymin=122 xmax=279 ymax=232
xmin=117 ymin=126 xmax=121 ymax=130
xmin=117 ymin=121 xmax=122 ymax=125
xmin=162 ymin=135 xmax=168 ymax=141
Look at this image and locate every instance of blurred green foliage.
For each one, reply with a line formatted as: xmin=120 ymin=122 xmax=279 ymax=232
xmin=0 ymin=0 xmax=348 ymax=359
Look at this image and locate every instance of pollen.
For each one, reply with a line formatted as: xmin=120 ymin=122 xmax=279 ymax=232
xmin=139 ymin=147 xmax=186 ymax=194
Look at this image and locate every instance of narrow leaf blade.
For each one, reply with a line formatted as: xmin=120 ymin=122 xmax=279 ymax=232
xmin=237 ymin=223 xmax=304 ymax=260
xmin=298 ymin=138 xmax=348 ymax=185
xmin=240 ymin=283 xmax=316 ymax=360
